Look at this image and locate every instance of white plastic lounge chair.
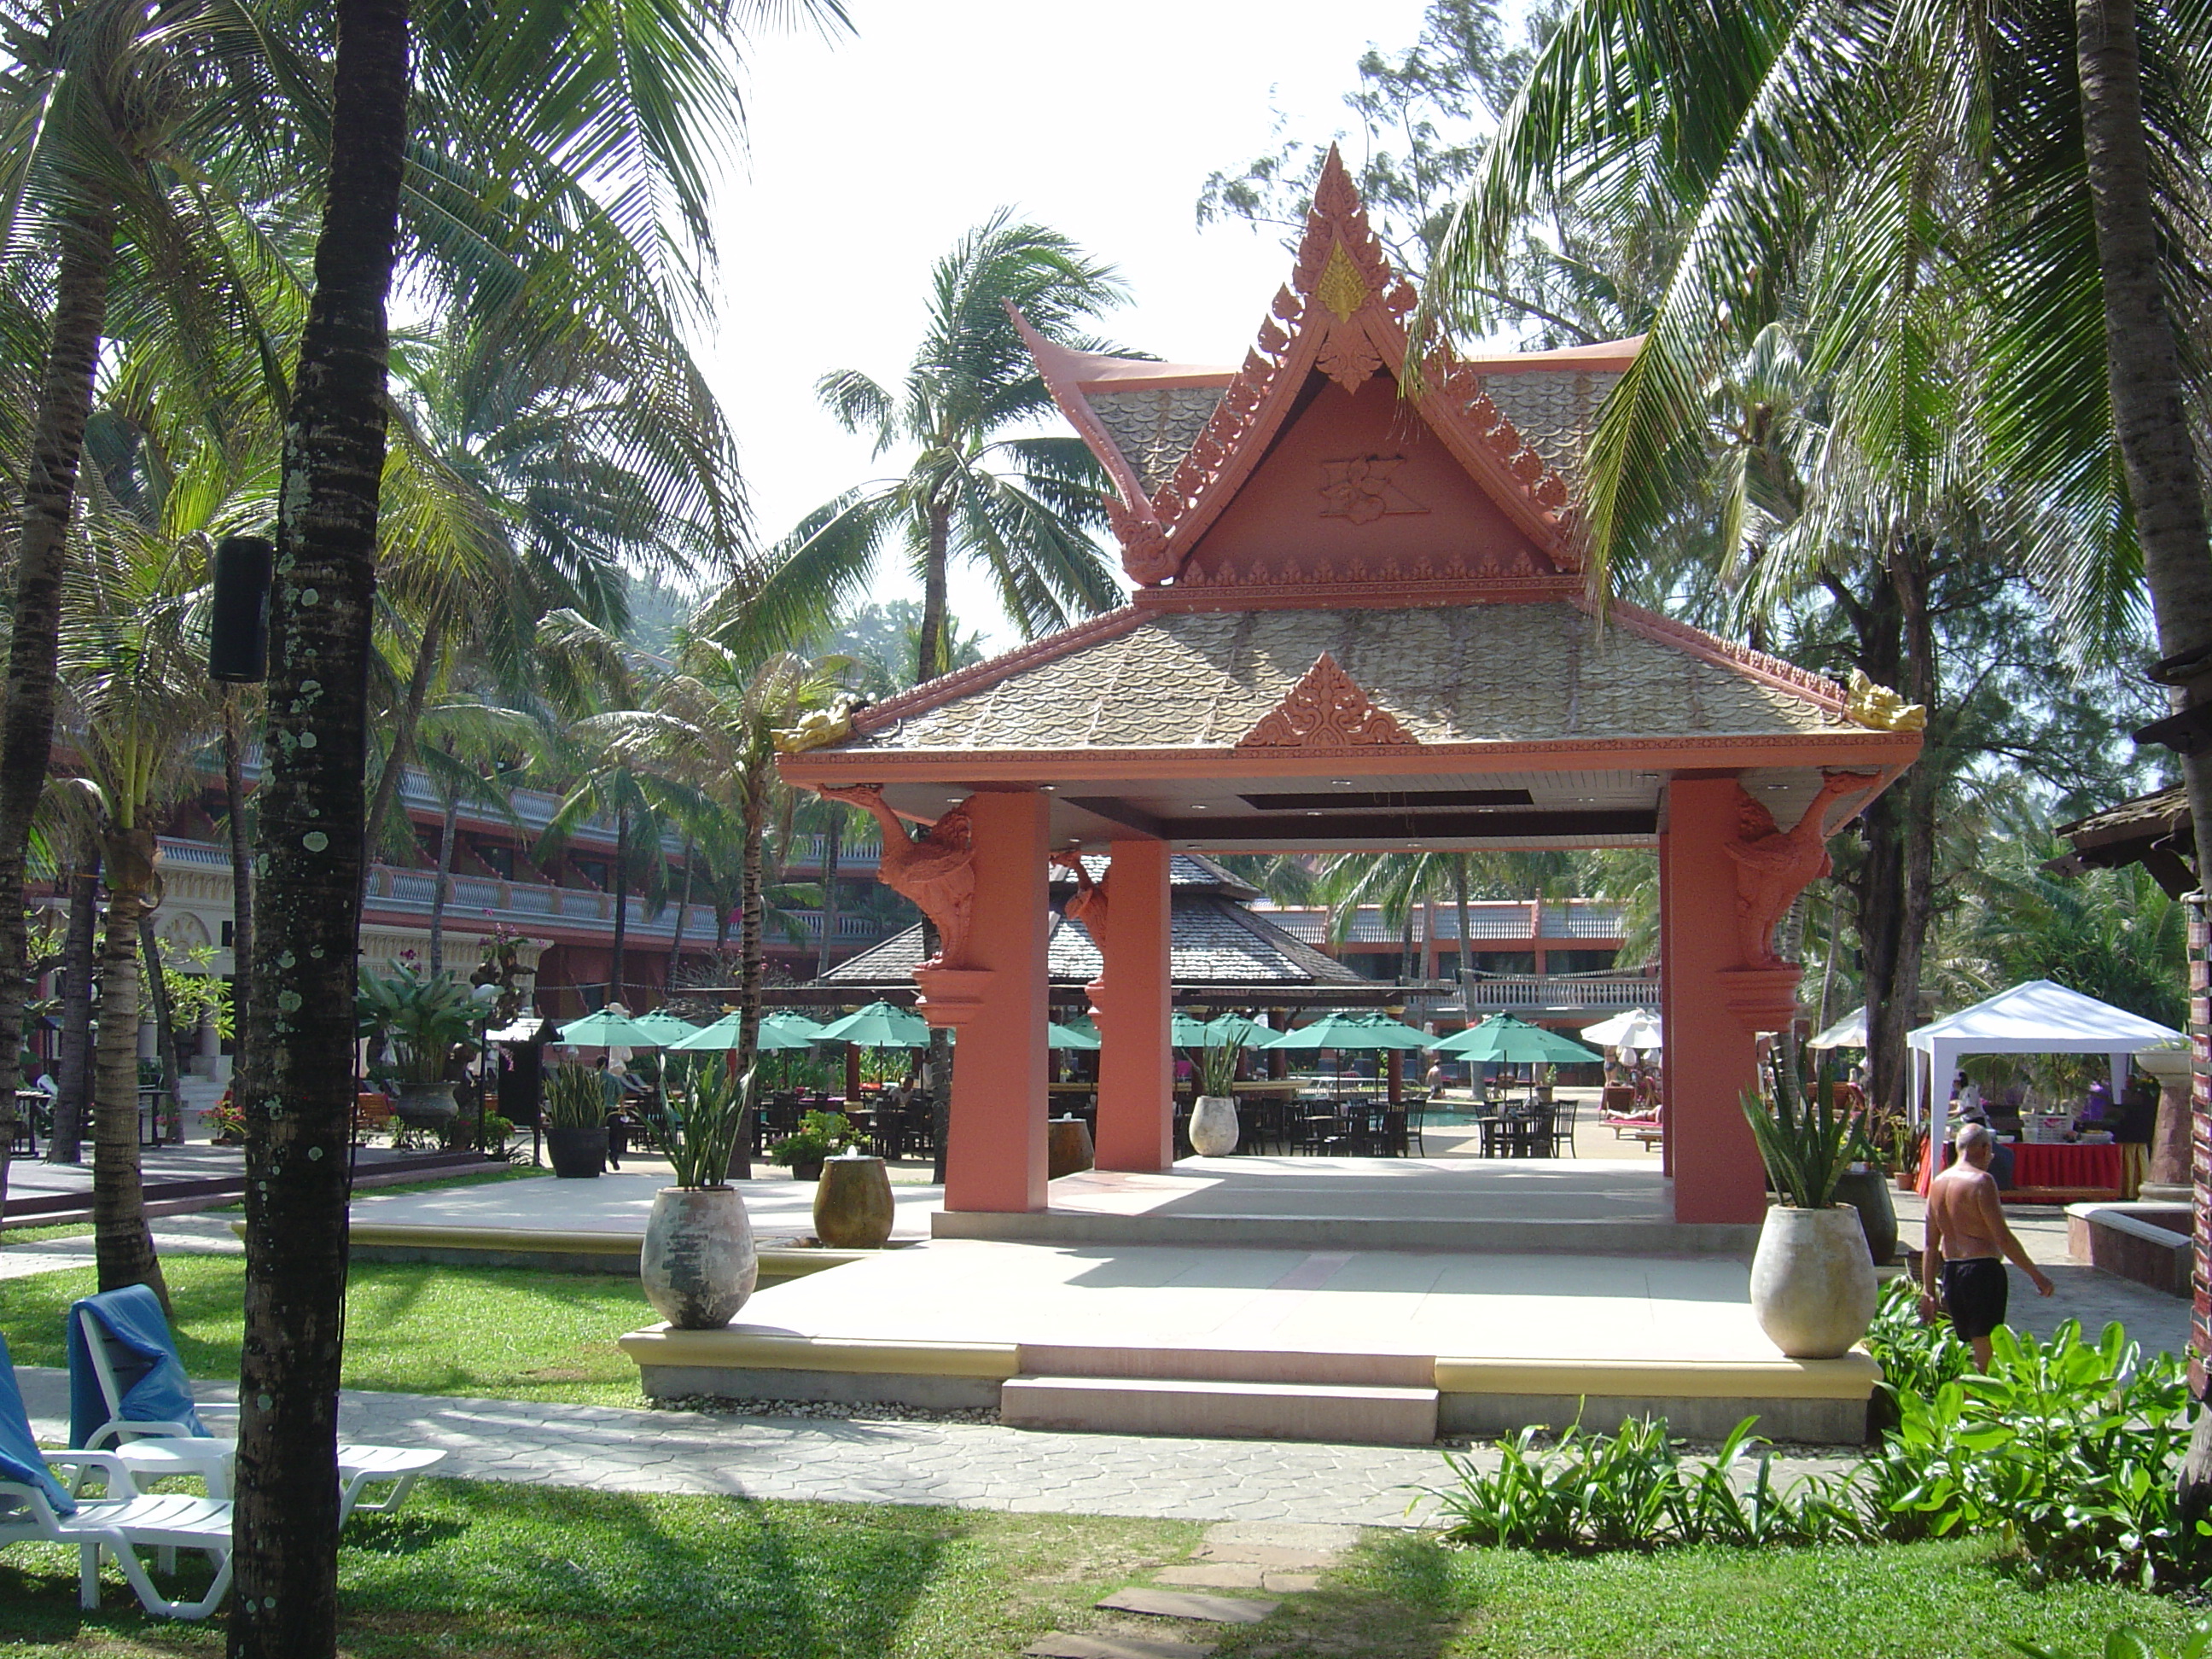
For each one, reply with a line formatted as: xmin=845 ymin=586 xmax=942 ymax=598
xmin=0 ymin=1335 xmax=231 ymax=1620
xmin=73 ymin=1301 xmax=445 ymax=1521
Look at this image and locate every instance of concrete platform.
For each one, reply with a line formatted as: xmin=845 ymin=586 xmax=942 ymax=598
xmin=620 ymin=1236 xmax=1878 ymax=1444
xmin=341 ymin=1161 xmax=941 ymax=1276
xmin=2 ymin=1144 xmax=492 ymax=1227
xmin=934 ymin=1159 xmax=1758 ymax=1256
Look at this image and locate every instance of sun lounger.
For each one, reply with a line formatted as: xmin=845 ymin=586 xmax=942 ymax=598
xmin=70 ymin=1287 xmax=445 ymax=1521
xmin=0 ymin=1330 xmax=232 ymax=1620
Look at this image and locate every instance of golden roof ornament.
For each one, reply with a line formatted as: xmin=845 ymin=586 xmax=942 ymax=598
xmin=1844 ymin=670 xmax=1926 ymax=732
xmin=772 ymin=697 xmax=860 ymax=754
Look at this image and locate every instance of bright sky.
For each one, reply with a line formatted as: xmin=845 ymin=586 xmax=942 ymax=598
xmin=693 ymin=0 xmax=1438 ymax=649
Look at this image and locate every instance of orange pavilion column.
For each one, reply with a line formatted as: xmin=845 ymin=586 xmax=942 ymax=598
xmin=921 ymin=789 xmax=1050 ymax=1213
xmin=1656 ymin=823 xmax=1675 ymax=1179
xmin=1092 ymin=839 xmax=1173 ymax=1172
xmin=1661 ymin=777 xmax=1771 ymax=1225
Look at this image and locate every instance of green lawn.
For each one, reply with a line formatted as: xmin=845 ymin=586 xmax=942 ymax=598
xmin=0 ymin=1485 xmax=2189 ymax=1657
xmin=0 ymin=1254 xmax=653 ymax=1407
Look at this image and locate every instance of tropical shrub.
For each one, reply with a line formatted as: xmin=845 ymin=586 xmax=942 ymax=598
xmin=1740 ymin=1053 xmax=1854 ymax=1208
xmin=2013 ymin=1621 xmax=2212 ymax=1659
xmin=665 ymin=1065 xmax=755 ymax=1188
xmin=770 ymin=1109 xmax=857 ymax=1167
xmin=543 ymin=1066 xmax=608 ymax=1130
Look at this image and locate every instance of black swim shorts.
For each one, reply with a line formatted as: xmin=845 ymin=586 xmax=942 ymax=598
xmin=1941 ymin=1257 xmax=2009 ymax=1342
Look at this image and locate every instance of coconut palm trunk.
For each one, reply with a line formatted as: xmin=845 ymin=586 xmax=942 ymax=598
xmin=361 ymin=613 xmax=444 ymax=882
xmin=816 ymin=812 xmax=842 ymax=978
xmin=2074 ymin=0 xmax=2212 ymax=1524
xmin=610 ymin=801 xmax=630 ymax=1005
xmin=91 ymin=853 xmax=168 ymax=1305
xmin=230 ymin=0 xmax=408 ymax=1648
xmin=48 ymin=863 xmax=97 ymax=1163
xmin=1452 ymin=857 xmax=1474 ymax=995
xmin=917 ymin=500 xmax=952 ymax=681
xmin=223 ymin=690 xmax=253 ymax=1080
xmin=427 ymin=789 xmax=462 ymax=975
xmin=0 ymin=207 xmax=119 ymax=1219
xmin=729 ymin=772 xmax=772 ymax=1180
xmin=139 ymin=916 xmax=182 ymax=1145
xmin=665 ymin=837 xmax=694 ymax=992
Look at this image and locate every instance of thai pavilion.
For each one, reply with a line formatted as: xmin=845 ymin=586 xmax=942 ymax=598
xmin=777 ymin=151 xmax=1924 ymax=1226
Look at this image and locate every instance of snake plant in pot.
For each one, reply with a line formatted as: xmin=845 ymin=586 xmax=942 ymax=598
xmin=641 ymin=1064 xmax=760 ymax=1328
xmin=543 ymin=1064 xmax=609 ymax=1179
xmin=1189 ymin=1036 xmax=1245 ymax=1157
xmin=357 ymin=963 xmax=480 ymax=1127
xmin=1741 ymin=1056 xmax=1877 ymax=1358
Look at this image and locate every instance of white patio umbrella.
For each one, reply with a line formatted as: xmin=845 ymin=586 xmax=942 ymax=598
xmin=1806 ymin=1006 xmax=1867 ymax=1050
xmin=1580 ymin=1008 xmax=1662 ymax=1051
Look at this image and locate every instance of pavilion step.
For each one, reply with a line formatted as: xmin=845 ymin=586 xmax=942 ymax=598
xmin=1017 ymin=1344 xmax=1433 ymax=1389
xmin=1001 ymin=1374 xmax=1439 ymax=1445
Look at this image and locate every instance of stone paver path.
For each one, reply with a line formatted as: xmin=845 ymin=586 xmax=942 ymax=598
xmin=15 ymin=1365 xmax=1447 ymax=1528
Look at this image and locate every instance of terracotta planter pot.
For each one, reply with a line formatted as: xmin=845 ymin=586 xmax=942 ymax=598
xmin=1832 ymin=1166 xmax=1900 ymax=1265
xmin=812 ymin=1153 xmax=894 ymax=1249
xmin=544 ymin=1124 xmax=606 ymax=1179
xmin=641 ymin=1186 xmax=758 ymax=1329
xmin=1749 ymin=1204 xmax=1878 ymax=1359
xmin=1048 ymin=1117 xmax=1094 ymax=1179
xmin=1189 ymin=1095 xmax=1240 ymax=1157
xmin=789 ymin=1157 xmax=824 ymax=1183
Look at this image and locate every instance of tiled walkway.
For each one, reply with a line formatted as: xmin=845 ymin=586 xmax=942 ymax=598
xmin=14 ymin=1365 xmax=1451 ymax=1527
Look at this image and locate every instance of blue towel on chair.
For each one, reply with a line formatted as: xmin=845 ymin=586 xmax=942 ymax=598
xmin=67 ymin=1284 xmax=208 ymax=1451
xmin=0 ymin=1331 xmax=74 ymax=1516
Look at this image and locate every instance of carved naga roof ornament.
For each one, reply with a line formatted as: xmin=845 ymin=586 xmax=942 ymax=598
xmin=816 ymin=785 xmax=976 ymax=969
xmin=1843 ymin=671 xmax=1928 ymax=732
xmin=1062 ymin=146 xmax=1580 ymax=591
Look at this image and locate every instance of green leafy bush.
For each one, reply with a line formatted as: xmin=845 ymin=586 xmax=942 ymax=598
xmin=1434 ymin=1416 xmax=1864 ymax=1551
xmin=2013 ymin=1620 xmax=2212 ymax=1659
xmin=770 ymin=1109 xmax=857 ymax=1167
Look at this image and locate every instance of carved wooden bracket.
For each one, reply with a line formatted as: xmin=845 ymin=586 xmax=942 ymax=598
xmin=817 ymin=784 xmax=977 ymax=969
xmin=1722 ymin=771 xmax=1876 ymax=969
xmin=1237 ymin=653 xmax=1417 ymax=750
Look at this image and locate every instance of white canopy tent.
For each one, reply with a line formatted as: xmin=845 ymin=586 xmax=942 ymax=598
xmin=1912 ymin=980 xmax=2182 ymax=1164
xmin=1807 ymin=1006 xmax=1866 ymax=1050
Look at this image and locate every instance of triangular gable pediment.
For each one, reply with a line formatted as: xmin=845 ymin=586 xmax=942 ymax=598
xmin=1236 ymin=653 xmax=1418 ymax=750
xmin=1025 ymin=147 xmax=1641 ymax=600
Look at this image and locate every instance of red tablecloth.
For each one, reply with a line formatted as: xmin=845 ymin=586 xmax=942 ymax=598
xmin=1916 ymin=1137 xmax=2122 ymax=1196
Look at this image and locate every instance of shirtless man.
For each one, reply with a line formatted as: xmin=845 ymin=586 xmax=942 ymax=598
xmin=1922 ymin=1121 xmax=2055 ymax=1366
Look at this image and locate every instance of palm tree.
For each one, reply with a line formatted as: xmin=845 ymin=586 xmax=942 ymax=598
xmin=712 ymin=216 xmax=1129 ymax=680
xmin=579 ymin=632 xmax=840 ymax=1174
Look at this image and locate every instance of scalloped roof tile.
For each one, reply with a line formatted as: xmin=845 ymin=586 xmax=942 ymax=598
xmin=842 ymin=603 xmax=1854 ymax=754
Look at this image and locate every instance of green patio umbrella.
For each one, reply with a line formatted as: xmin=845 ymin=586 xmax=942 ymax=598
xmin=1201 ymin=1014 xmax=1268 ymax=1047
xmin=762 ymin=1010 xmax=827 ymax=1042
xmin=1262 ymin=1012 xmax=1434 ymax=1052
xmin=667 ymin=1013 xmax=816 ymax=1052
xmin=1432 ymin=1014 xmax=1601 ymax=1065
xmin=1171 ymin=1012 xmax=1215 ymax=1046
xmin=555 ymin=1008 xmax=662 ymax=1047
xmin=813 ymin=1000 xmax=933 ymax=1049
xmin=1048 ymin=1021 xmax=1101 ymax=1051
xmin=628 ymin=1010 xmax=698 ymax=1045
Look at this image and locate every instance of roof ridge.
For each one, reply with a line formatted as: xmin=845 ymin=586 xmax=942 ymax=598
xmin=1595 ymin=596 xmax=1849 ymax=713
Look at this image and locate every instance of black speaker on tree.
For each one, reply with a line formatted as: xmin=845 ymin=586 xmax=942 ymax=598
xmin=207 ymin=533 xmax=273 ymax=684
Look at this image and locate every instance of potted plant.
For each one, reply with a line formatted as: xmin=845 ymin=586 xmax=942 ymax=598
xmin=543 ymin=1064 xmax=609 ymax=1178
xmin=357 ymin=963 xmax=481 ymax=1127
xmin=1741 ymin=1057 xmax=1877 ymax=1358
xmin=1534 ymin=1063 xmax=1557 ymax=1104
xmin=1831 ymin=1109 xmax=1901 ymax=1266
xmin=641 ymin=1063 xmax=759 ymax=1328
xmin=1189 ymin=1035 xmax=1244 ymax=1156
xmin=770 ymin=1109 xmax=855 ymax=1181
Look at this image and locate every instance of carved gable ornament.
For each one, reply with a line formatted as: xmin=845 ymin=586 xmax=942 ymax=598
xmin=1237 ymin=653 xmax=1419 ymax=750
xmin=1318 ymin=454 xmax=1426 ymax=523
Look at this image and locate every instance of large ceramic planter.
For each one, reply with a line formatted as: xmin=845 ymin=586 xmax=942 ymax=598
xmin=1831 ymin=1165 xmax=1900 ymax=1265
xmin=545 ymin=1124 xmax=607 ymax=1179
xmin=641 ymin=1186 xmax=758 ymax=1329
xmin=1048 ymin=1117 xmax=1095 ymax=1179
xmin=2137 ymin=1046 xmax=2193 ymax=1201
xmin=787 ymin=1157 xmax=824 ymax=1183
xmin=813 ymin=1153 xmax=894 ymax=1249
xmin=1189 ymin=1095 xmax=1240 ymax=1157
xmin=1749 ymin=1204 xmax=1878 ymax=1359
xmin=393 ymin=1081 xmax=459 ymax=1128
